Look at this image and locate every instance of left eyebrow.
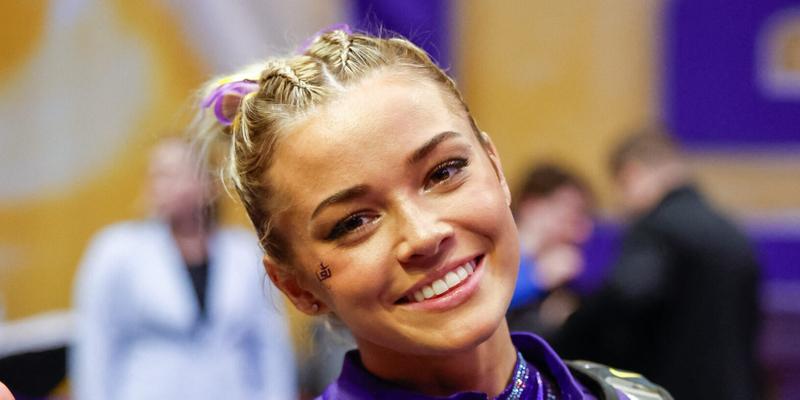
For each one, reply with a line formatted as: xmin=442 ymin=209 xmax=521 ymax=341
xmin=406 ymin=131 xmax=462 ymax=166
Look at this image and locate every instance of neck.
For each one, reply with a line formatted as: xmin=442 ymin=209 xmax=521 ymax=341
xmin=168 ymin=210 xmax=208 ymax=237
xmin=356 ymin=320 xmax=518 ymax=398
xmin=168 ymin=213 xmax=209 ymax=265
xmin=638 ymin=162 xmax=690 ymax=216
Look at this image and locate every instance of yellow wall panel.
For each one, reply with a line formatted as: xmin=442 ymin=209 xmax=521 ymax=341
xmin=457 ymin=0 xmax=661 ymax=207
xmin=0 ymin=0 xmax=206 ymax=319
xmin=457 ymin=1 xmax=798 ymax=215
xmin=0 ymin=1 xmax=47 ymax=81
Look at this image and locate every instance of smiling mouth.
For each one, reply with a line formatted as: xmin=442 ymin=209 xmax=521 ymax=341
xmin=395 ymin=255 xmax=483 ymax=305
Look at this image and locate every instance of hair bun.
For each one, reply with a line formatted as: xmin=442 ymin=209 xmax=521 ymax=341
xmin=299 ymin=23 xmax=352 ymax=54
xmin=201 ymin=79 xmax=259 ymax=126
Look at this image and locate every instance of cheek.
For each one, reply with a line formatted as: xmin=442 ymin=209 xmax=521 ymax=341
xmin=464 ymin=192 xmax=511 ymax=234
xmin=314 ymin=236 xmax=397 ymax=309
xmin=455 ymin=176 xmax=520 ymax=306
xmin=465 ymin=171 xmax=516 ymax=230
xmin=453 ymin=170 xmax=519 ymax=260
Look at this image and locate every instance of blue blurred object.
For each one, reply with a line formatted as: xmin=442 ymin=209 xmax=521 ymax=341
xmin=508 ymin=254 xmax=543 ymax=310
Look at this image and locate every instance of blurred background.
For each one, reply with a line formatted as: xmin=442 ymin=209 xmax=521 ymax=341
xmin=0 ymin=0 xmax=798 ymax=398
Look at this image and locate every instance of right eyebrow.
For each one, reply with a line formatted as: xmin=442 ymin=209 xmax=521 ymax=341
xmin=406 ymin=131 xmax=461 ymax=166
xmin=311 ymin=184 xmax=370 ymax=220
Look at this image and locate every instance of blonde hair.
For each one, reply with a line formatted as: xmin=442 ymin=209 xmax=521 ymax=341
xmin=196 ymin=29 xmax=482 ymax=264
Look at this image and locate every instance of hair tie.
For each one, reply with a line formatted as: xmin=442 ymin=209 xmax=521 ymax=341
xmin=299 ymin=23 xmax=353 ymax=53
xmin=201 ymin=79 xmax=259 ymax=126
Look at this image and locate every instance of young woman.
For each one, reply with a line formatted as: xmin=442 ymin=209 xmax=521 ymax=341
xmin=198 ymin=27 xmax=672 ymax=400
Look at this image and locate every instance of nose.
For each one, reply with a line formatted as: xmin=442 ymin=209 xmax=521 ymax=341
xmin=395 ymin=200 xmax=454 ymax=265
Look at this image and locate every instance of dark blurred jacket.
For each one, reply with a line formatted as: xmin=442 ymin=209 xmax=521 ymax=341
xmin=554 ymin=185 xmax=760 ymax=400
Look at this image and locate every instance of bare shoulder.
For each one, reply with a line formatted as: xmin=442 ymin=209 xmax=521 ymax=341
xmin=0 ymin=381 xmax=14 ymax=400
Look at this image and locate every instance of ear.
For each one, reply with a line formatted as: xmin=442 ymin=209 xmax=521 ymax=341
xmin=263 ymin=255 xmax=328 ymax=316
xmin=479 ymin=131 xmax=512 ymax=207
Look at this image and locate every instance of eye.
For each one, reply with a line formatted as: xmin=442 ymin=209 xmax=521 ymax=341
xmin=326 ymin=212 xmax=379 ymax=241
xmin=424 ymin=158 xmax=469 ymax=190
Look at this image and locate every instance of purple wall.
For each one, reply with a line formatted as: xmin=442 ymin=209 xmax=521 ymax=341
xmin=349 ymin=0 xmax=452 ymax=69
xmin=664 ymin=0 xmax=800 ymax=146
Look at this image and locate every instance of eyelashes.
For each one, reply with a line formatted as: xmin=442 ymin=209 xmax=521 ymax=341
xmin=424 ymin=158 xmax=469 ymax=190
xmin=326 ymin=212 xmax=379 ymax=241
xmin=324 ymin=156 xmax=470 ymax=241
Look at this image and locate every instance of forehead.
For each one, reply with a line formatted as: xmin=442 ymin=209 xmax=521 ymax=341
xmin=267 ymin=71 xmax=474 ymax=214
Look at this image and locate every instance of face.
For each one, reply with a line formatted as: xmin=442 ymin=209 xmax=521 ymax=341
xmin=519 ymin=185 xmax=594 ymax=244
xmin=266 ymin=70 xmax=519 ymax=357
xmin=615 ymin=161 xmax=654 ymax=217
xmin=147 ymin=140 xmax=209 ymax=220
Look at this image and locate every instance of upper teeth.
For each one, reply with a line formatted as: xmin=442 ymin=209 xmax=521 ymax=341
xmin=411 ymin=260 xmax=476 ymax=302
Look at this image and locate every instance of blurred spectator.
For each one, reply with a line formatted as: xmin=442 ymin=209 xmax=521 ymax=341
xmin=507 ymin=164 xmax=594 ymax=337
xmin=554 ymin=127 xmax=761 ymax=400
xmin=70 ymin=138 xmax=296 ymax=400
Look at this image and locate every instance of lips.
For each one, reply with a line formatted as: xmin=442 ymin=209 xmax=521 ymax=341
xmin=396 ymin=255 xmax=483 ymax=304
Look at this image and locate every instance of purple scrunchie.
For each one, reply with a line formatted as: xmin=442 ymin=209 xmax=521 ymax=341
xmin=203 ymin=23 xmax=352 ymax=126
xmin=201 ymin=79 xmax=259 ymax=126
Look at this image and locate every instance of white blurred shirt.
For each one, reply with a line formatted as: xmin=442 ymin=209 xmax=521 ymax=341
xmin=71 ymin=220 xmax=296 ymax=400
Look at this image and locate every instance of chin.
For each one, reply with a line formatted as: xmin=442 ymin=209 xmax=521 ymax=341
xmin=352 ymin=256 xmax=516 ymax=357
xmin=409 ymin=265 xmax=515 ymax=355
xmin=395 ymin=298 xmax=509 ymax=356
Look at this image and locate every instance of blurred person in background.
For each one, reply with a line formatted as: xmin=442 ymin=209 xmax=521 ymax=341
xmin=506 ymin=164 xmax=594 ymax=338
xmin=70 ymin=138 xmax=296 ymax=400
xmin=554 ymin=127 xmax=761 ymax=400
